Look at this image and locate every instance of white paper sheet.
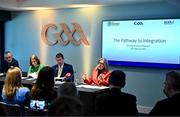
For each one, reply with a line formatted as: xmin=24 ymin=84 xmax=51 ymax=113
xmin=28 ymin=73 xmax=38 ymax=79
xmin=55 ymin=81 xmax=65 ymax=85
xmin=22 ymin=77 xmax=29 ymax=80
xmin=55 ymin=77 xmax=65 ymax=80
xmin=76 ymin=84 xmax=108 ymax=89
xmin=0 ymin=73 xmax=5 ymax=76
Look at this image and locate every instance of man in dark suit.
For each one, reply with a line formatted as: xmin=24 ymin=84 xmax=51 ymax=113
xmin=52 ymin=53 xmax=74 ymax=82
xmin=95 ymin=70 xmax=138 ymax=116
xmin=149 ymin=71 xmax=180 ymax=116
xmin=3 ymin=51 xmax=19 ymax=73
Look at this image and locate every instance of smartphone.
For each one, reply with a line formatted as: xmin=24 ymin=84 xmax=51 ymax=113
xmin=30 ymin=100 xmax=46 ymax=110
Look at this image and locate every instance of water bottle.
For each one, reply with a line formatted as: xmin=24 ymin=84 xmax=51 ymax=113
xmin=74 ymin=79 xmax=78 ymax=86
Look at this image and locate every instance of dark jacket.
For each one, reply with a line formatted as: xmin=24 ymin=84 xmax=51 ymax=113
xmin=3 ymin=58 xmax=19 ymax=73
xmin=95 ymin=88 xmax=138 ymax=116
xmin=52 ymin=63 xmax=74 ymax=82
xmin=149 ymin=93 xmax=180 ymax=116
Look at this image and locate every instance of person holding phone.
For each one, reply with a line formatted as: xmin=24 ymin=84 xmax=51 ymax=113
xmin=29 ymin=66 xmax=57 ymax=103
xmin=82 ymin=58 xmax=111 ymax=86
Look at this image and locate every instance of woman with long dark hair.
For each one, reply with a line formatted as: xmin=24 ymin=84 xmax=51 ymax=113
xmin=29 ymin=66 xmax=57 ymax=103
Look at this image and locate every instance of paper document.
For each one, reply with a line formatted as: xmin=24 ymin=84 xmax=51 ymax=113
xmin=28 ymin=73 xmax=38 ymax=78
xmin=55 ymin=77 xmax=65 ymax=80
xmin=22 ymin=77 xmax=29 ymax=80
xmin=0 ymin=73 xmax=5 ymax=76
xmin=76 ymin=85 xmax=108 ymax=89
xmin=55 ymin=81 xmax=65 ymax=85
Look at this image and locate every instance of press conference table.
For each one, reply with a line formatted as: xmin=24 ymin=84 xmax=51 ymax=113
xmin=0 ymin=75 xmax=108 ymax=115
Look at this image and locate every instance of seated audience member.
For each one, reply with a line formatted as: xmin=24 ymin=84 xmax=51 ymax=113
xmin=29 ymin=66 xmax=57 ymax=103
xmin=95 ymin=70 xmax=138 ymax=116
xmin=52 ymin=53 xmax=74 ymax=82
xmin=27 ymin=55 xmax=44 ymax=78
xmin=82 ymin=58 xmax=111 ymax=86
xmin=1 ymin=67 xmax=30 ymax=106
xmin=48 ymin=96 xmax=82 ymax=116
xmin=0 ymin=105 xmax=6 ymax=116
xmin=149 ymin=71 xmax=180 ymax=116
xmin=3 ymin=51 xmax=19 ymax=73
xmin=58 ymin=82 xmax=78 ymax=98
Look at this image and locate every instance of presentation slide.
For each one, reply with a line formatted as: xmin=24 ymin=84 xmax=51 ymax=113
xmin=102 ymin=19 xmax=180 ymax=68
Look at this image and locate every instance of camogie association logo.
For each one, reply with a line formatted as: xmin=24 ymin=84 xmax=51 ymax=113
xmin=41 ymin=23 xmax=90 ymax=46
xmin=107 ymin=21 xmax=120 ymax=26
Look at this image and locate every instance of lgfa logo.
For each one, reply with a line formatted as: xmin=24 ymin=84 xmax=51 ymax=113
xmin=41 ymin=23 xmax=90 ymax=46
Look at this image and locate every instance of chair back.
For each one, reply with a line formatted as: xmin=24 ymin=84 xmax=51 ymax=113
xmin=0 ymin=101 xmax=22 ymax=116
xmin=24 ymin=106 xmax=47 ymax=116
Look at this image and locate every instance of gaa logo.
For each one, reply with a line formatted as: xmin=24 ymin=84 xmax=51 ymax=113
xmin=41 ymin=23 xmax=90 ymax=46
xmin=134 ymin=22 xmax=143 ymax=25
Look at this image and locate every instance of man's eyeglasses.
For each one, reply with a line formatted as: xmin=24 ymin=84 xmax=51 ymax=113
xmin=6 ymin=56 xmax=12 ymax=59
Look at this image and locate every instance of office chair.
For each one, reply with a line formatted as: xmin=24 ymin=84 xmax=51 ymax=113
xmin=0 ymin=101 xmax=22 ymax=116
xmin=22 ymin=71 xmax=27 ymax=77
xmin=24 ymin=106 xmax=47 ymax=116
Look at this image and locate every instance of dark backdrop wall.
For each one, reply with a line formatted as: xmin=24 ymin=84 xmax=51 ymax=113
xmin=0 ymin=10 xmax=11 ymax=72
xmin=0 ymin=22 xmax=5 ymax=72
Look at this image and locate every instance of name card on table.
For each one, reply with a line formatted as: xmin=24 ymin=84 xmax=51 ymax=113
xmin=0 ymin=73 xmax=5 ymax=77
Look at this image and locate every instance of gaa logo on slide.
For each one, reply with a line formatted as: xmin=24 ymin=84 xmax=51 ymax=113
xmin=134 ymin=22 xmax=143 ymax=25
